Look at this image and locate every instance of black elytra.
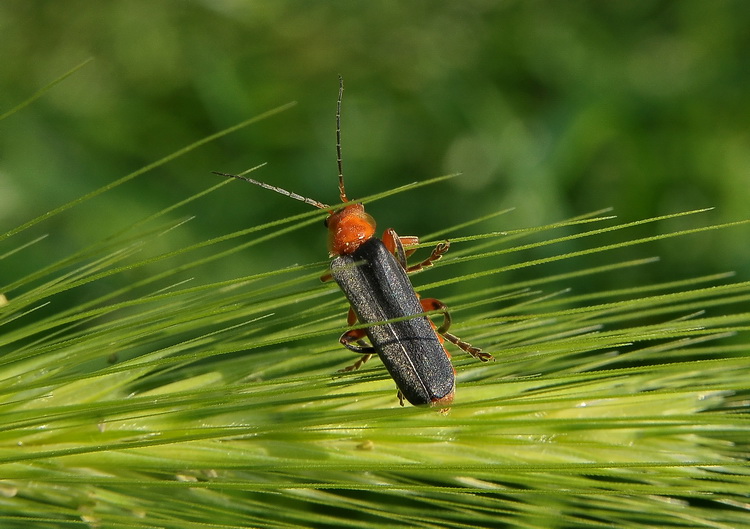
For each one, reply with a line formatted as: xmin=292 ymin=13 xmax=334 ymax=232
xmin=330 ymin=238 xmax=455 ymax=406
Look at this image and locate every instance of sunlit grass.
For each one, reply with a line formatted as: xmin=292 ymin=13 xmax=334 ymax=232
xmin=1 ymin=63 xmax=748 ymax=529
xmin=2 ymin=184 xmax=749 ymax=528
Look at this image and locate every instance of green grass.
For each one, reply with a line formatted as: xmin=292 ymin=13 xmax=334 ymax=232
xmin=1 ymin=61 xmax=749 ymax=529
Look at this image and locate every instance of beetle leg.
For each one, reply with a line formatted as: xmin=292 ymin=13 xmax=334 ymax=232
xmin=420 ymin=297 xmax=452 ymax=333
xmin=420 ymin=297 xmax=494 ymax=362
xmin=397 ymin=390 xmax=406 ymax=407
xmin=340 ymin=331 xmax=372 ymax=353
xmin=346 ymin=305 xmax=358 ymax=325
xmin=406 ymin=240 xmax=450 ymax=273
xmin=338 ymin=307 xmax=375 ymax=371
xmin=383 ymin=228 xmax=450 ymax=273
xmin=338 ymin=351 xmax=373 ymax=372
xmin=442 ymin=331 xmax=493 ymax=362
xmin=339 ymin=329 xmax=372 ymax=351
xmin=399 ymin=236 xmax=420 ymax=255
xmin=338 ymin=329 xmax=374 ymax=371
xmin=382 ymin=228 xmax=411 ymax=269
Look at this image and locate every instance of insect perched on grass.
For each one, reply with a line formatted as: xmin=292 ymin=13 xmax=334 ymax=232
xmin=214 ymin=77 xmax=493 ymax=407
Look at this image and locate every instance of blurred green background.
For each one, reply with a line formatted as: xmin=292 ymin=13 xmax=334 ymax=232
xmin=2 ymin=1 xmax=749 ymax=295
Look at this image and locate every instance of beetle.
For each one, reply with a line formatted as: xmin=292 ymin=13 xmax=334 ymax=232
xmin=215 ymin=77 xmax=493 ymax=407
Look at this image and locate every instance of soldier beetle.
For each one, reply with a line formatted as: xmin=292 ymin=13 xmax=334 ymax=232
xmin=215 ymin=77 xmax=492 ymax=406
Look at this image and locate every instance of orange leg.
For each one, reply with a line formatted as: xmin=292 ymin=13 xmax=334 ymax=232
xmin=406 ymin=241 xmax=450 ymax=273
xmin=382 ymin=228 xmax=412 ymax=269
xmin=339 ymin=307 xmax=407 ymax=406
xmin=382 ymin=228 xmax=450 ymax=273
xmin=338 ymin=307 xmax=374 ymax=371
xmin=420 ymin=298 xmax=494 ymax=362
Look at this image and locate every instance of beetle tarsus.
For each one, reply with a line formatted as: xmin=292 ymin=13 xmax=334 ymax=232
xmin=406 ymin=240 xmax=451 ymax=273
xmin=442 ymin=331 xmax=494 ymax=362
xmin=338 ymin=352 xmax=373 ymax=372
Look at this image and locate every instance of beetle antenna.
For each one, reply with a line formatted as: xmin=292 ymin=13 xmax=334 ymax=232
xmin=336 ymin=75 xmax=348 ymax=203
xmin=212 ymin=171 xmax=330 ymax=210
